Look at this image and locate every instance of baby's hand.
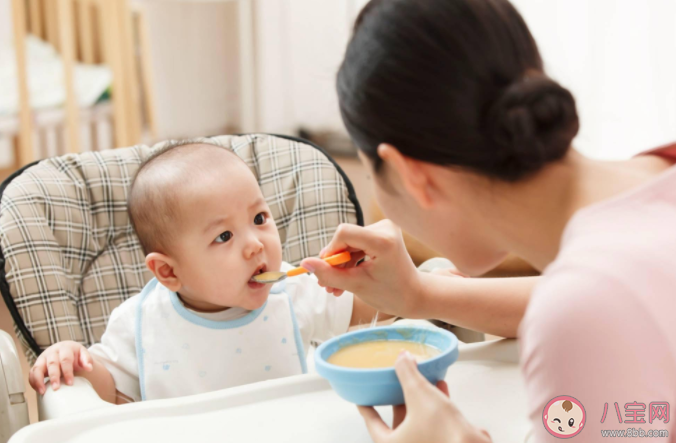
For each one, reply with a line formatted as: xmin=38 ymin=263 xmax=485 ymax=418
xmin=29 ymin=341 xmax=94 ymax=395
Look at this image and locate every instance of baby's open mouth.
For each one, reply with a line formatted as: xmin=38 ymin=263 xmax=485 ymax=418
xmin=558 ymin=426 xmax=563 ymax=433
xmin=249 ymin=264 xmax=267 ymax=281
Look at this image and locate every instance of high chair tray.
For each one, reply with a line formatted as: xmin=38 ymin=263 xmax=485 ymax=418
xmin=11 ymin=339 xmax=530 ymax=443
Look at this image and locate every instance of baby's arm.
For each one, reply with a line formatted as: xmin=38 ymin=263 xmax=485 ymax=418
xmin=350 ymin=296 xmax=394 ymax=326
xmin=29 ymin=341 xmax=118 ymax=403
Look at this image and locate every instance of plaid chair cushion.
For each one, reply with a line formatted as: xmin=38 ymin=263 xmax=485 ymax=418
xmin=0 ymin=134 xmax=362 ymax=363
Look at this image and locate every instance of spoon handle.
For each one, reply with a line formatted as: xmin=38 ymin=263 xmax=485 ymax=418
xmin=286 ymin=252 xmax=352 ymax=277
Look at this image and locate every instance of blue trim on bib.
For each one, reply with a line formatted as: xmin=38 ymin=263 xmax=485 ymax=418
xmin=135 ymin=278 xmax=159 ymax=402
xmin=169 ymin=290 xmax=267 ymax=329
xmin=287 ymin=294 xmax=308 ymax=374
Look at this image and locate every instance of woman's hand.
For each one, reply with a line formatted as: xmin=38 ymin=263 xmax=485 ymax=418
xmin=301 ymin=220 xmax=423 ymax=318
xmin=358 ymin=352 xmax=492 ymax=443
xmin=29 ymin=340 xmax=94 ymax=394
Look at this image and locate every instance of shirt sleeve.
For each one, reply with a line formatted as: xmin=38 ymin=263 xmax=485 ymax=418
xmin=519 ymin=268 xmax=676 ymax=442
xmin=88 ymin=295 xmax=142 ymax=402
xmin=284 ymin=265 xmax=354 ymax=350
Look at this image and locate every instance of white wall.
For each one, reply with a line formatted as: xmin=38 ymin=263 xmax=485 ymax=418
xmin=512 ymin=0 xmax=676 ymax=159
xmin=254 ymin=0 xmax=360 ymax=134
xmin=254 ymin=0 xmax=676 ymax=159
xmin=1 ymin=0 xmax=16 ymax=167
xmin=0 ymin=0 xmax=11 ymax=48
xmin=133 ymin=0 xmax=241 ymax=140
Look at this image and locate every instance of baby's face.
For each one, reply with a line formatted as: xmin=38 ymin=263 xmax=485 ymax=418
xmin=544 ymin=400 xmax=584 ymax=437
xmin=169 ymin=159 xmax=283 ymax=311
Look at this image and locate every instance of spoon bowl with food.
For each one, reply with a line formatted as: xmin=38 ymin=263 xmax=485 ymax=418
xmin=251 ymin=252 xmax=352 ymax=284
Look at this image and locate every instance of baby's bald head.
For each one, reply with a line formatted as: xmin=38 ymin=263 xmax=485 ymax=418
xmin=128 ymin=141 xmax=243 ymax=255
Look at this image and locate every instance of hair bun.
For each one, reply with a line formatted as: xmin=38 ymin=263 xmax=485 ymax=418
xmin=485 ymin=75 xmax=579 ymax=181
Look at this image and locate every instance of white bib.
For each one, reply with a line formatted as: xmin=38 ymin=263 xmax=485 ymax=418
xmin=135 ymin=279 xmax=307 ymax=401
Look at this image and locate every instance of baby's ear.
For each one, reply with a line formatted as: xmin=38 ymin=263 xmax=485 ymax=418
xmin=146 ymin=253 xmax=181 ymax=292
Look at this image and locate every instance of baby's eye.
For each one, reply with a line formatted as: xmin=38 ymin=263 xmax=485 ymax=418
xmin=215 ymin=231 xmax=233 ymax=243
xmin=254 ymin=212 xmax=267 ymax=225
xmin=553 ymin=418 xmax=561 ymax=423
xmin=568 ymin=418 xmax=574 ymax=427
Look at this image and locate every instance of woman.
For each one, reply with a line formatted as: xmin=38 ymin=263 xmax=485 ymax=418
xmin=301 ymin=0 xmax=676 ymax=441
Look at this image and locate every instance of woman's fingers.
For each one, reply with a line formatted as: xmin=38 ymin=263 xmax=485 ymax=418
xmin=310 ymin=219 xmax=421 ymax=318
xmin=357 ymin=406 xmax=391 ymax=443
xmin=394 ymin=352 xmax=442 ymax=406
xmin=322 ymin=223 xmax=384 ymax=258
xmin=301 ymin=257 xmax=362 ymax=291
xmin=59 ymin=348 xmax=75 ymax=386
xmin=318 ymin=282 xmax=345 ymax=297
xmin=345 ymin=250 xmax=367 ymax=269
xmin=395 ymin=352 xmax=425 ymax=393
xmin=392 ymin=404 xmax=407 ymax=429
xmin=320 ymin=220 xmax=401 ymax=263
xmin=437 ymin=380 xmax=450 ymax=397
xmin=357 ymin=355 xmax=489 ymax=443
xmin=46 ymin=351 xmax=62 ymax=391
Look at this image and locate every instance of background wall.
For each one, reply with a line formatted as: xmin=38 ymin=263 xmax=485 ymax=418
xmin=4 ymin=0 xmax=673 ymax=155
xmin=0 ymin=0 xmax=13 ymax=168
xmin=512 ymin=0 xmax=676 ymax=159
xmin=134 ymin=0 xmax=242 ymax=139
xmin=253 ymin=0 xmax=365 ymax=135
xmin=0 ymin=0 xmax=11 ymax=46
xmin=252 ymin=0 xmax=676 ymax=159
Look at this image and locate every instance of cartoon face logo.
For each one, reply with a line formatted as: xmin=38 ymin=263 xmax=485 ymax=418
xmin=543 ymin=396 xmax=586 ymax=438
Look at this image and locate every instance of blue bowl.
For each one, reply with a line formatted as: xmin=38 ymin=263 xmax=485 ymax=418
xmin=315 ymin=325 xmax=459 ymax=406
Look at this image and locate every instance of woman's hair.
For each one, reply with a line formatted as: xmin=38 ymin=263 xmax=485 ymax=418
xmin=338 ymin=0 xmax=579 ymax=181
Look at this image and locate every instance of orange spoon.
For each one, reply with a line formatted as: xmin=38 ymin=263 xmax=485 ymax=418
xmin=250 ymin=252 xmax=351 ymax=284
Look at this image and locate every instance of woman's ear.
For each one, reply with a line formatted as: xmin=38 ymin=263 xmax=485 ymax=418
xmin=145 ymin=253 xmax=182 ymax=292
xmin=377 ymin=143 xmax=434 ymax=208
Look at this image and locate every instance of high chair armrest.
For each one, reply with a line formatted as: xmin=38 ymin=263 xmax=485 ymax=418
xmin=0 ymin=330 xmax=29 ymax=443
xmin=38 ymin=377 xmax=114 ymax=421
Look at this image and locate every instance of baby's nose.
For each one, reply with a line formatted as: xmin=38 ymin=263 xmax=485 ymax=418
xmin=243 ymin=238 xmax=264 ymax=258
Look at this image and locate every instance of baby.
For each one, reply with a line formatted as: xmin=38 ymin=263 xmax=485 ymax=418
xmin=29 ymin=141 xmax=380 ymax=403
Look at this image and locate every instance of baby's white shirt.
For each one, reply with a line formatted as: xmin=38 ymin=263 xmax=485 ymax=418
xmin=88 ymin=262 xmax=353 ymax=401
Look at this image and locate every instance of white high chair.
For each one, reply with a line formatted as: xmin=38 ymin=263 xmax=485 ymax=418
xmin=0 ymin=134 xmax=531 ymax=442
xmin=5 ymin=336 xmax=529 ymax=443
xmin=0 ymin=330 xmax=29 ymax=443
